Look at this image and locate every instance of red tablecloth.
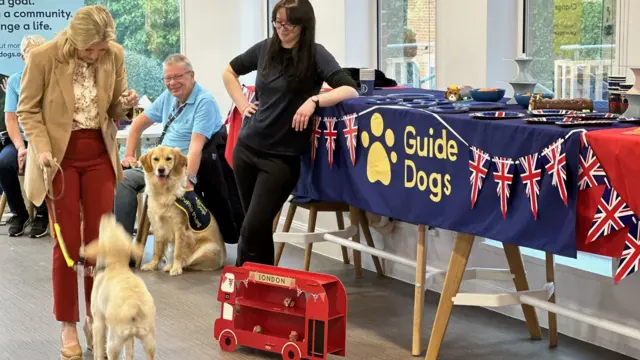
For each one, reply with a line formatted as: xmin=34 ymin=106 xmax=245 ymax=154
xmin=577 ymin=127 xmax=640 ymax=258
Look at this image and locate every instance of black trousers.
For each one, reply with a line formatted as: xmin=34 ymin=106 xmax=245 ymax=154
xmin=232 ymin=140 xmax=301 ymax=266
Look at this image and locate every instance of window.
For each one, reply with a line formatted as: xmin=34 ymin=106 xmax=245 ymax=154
xmin=85 ymin=0 xmax=182 ymax=102
xmin=524 ymin=0 xmax=616 ymax=102
xmin=377 ymin=0 xmax=436 ymax=89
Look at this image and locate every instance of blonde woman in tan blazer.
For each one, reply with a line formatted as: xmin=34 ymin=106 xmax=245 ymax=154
xmin=17 ymin=5 xmax=138 ymax=359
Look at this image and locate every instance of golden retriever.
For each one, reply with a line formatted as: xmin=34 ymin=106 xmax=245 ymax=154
xmin=138 ymin=145 xmax=226 ymax=276
xmin=83 ymin=214 xmax=156 ymax=360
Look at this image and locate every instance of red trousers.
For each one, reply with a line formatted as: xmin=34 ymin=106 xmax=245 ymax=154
xmin=47 ymin=130 xmax=115 ymax=322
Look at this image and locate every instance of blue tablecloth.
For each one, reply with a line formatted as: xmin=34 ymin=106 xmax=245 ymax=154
xmin=292 ymin=89 xmax=633 ymax=258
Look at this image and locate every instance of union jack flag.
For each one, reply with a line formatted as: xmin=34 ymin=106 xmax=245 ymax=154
xmin=311 ymin=116 xmax=322 ymax=164
xmin=225 ymin=86 xmax=255 ymax=125
xmin=493 ymin=157 xmax=514 ymax=219
xmin=518 ymin=153 xmax=542 ymax=220
xmin=343 ymin=113 xmax=358 ymax=166
xmin=578 ymin=143 xmax=607 ymax=190
xmin=587 ymin=186 xmax=636 ymax=244
xmin=469 ymin=146 xmax=490 ymax=208
xmin=615 ymin=220 xmax=640 ymax=283
xmin=324 ymin=117 xmax=338 ymax=168
xmin=542 ymin=139 xmax=568 ymax=206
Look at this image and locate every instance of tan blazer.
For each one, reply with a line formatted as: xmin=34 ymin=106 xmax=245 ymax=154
xmin=17 ymin=37 xmax=128 ymax=206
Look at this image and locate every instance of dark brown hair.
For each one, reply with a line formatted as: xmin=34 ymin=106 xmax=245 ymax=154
xmin=263 ymin=0 xmax=316 ymax=83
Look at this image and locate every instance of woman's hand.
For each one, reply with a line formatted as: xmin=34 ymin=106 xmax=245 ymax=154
xmin=121 ymin=154 xmax=139 ymax=168
xmin=241 ymin=102 xmax=258 ymax=119
xmin=120 ymin=89 xmax=139 ymax=109
xmin=38 ymin=151 xmax=55 ymax=168
xmin=292 ymin=98 xmax=316 ymax=131
xmin=0 ymin=78 xmax=7 ymax=93
xmin=17 ymin=146 xmax=27 ymax=173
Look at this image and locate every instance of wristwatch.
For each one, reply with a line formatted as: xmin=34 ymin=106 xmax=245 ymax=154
xmin=311 ymin=95 xmax=320 ymax=107
xmin=188 ymin=174 xmax=198 ymax=185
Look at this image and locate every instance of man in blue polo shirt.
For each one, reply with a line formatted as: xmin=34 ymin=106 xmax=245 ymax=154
xmin=0 ymin=34 xmax=49 ymax=238
xmin=115 ymin=54 xmax=223 ymax=236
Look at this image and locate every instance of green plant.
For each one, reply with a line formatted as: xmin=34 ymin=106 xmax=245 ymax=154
xmin=84 ymin=0 xmax=180 ymax=99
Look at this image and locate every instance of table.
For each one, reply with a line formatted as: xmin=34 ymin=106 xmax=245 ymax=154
xmin=273 ymin=88 xmax=640 ymax=358
xmin=116 ymin=123 xmax=163 ymax=158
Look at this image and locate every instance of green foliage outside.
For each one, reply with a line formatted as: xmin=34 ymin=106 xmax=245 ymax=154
xmin=84 ymin=0 xmax=181 ymax=101
xmin=528 ymin=0 xmax=616 ymax=95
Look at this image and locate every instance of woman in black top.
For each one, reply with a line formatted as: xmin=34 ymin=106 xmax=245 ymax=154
xmin=223 ymin=0 xmax=359 ymax=266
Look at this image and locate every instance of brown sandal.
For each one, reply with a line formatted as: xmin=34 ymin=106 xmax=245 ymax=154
xmin=60 ymin=327 xmax=82 ymax=360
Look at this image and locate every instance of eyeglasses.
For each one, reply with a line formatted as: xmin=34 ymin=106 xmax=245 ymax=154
xmin=163 ymin=71 xmax=191 ymax=83
xmin=272 ymin=20 xmax=296 ymax=31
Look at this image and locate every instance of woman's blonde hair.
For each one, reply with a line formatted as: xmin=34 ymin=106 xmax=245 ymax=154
xmin=57 ymin=5 xmax=116 ymax=61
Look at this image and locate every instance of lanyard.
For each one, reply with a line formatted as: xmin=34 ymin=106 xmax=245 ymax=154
xmin=159 ymin=101 xmax=188 ymax=144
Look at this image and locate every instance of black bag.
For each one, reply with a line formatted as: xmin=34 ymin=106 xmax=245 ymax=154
xmin=196 ymin=127 xmax=245 ymax=244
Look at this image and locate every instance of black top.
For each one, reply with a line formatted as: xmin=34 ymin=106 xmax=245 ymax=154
xmin=230 ymin=39 xmax=358 ymax=155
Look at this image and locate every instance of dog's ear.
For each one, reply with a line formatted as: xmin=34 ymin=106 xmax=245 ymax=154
xmin=82 ymin=241 xmax=100 ymax=261
xmin=139 ymin=152 xmax=153 ymax=173
xmin=173 ymin=148 xmax=187 ymax=170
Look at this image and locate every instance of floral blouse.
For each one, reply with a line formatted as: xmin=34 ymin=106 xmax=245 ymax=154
xmin=71 ymin=60 xmax=100 ymax=130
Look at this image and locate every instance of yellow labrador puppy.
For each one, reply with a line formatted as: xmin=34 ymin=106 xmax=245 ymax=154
xmin=138 ymin=145 xmax=226 ymax=276
xmin=83 ymin=214 xmax=156 ymax=360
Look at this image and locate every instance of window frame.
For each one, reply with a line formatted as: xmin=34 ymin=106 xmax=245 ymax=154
xmin=375 ymin=0 xmax=437 ymax=89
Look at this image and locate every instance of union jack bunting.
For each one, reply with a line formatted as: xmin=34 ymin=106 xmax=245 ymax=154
xmin=224 ymin=85 xmax=255 ymax=125
xmin=578 ymin=143 xmax=607 ymax=190
xmin=587 ymin=185 xmax=636 ymax=244
xmin=492 ymin=157 xmax=514 ymax=219
xmin=343 ymin=113 xmax=359 ymax=166
xmin=518 ymin=153 xmax=542 ymax=220
xmin=542 ymin=139 xmax=568 ymax=206
xmin=469 ymin=146 xmax=490 ymax=208
xmin=311 ymin=116 xmax=322 ymax=164
xmin=324 ymin=117 xmax=338 ymax=168
xmin=615 ymin=220 xmax=640 ymax=283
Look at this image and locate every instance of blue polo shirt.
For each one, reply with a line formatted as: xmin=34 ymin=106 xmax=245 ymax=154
xmin=144 ymin=82 xmax=223 ymax=155
xmin=4 ymin=70 xmax=22 ymax=113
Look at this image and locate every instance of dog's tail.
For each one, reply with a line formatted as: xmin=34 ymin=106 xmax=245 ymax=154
xmin=119 ymin=300 xmax=145 ymax=325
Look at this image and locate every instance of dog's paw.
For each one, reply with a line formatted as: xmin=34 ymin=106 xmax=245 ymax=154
xmin=162 ymin=263 xmax=172 ymax=272
xmin=140 ymin=262 xmax=158 ymax=271
xmin=169 ymin=265 xmax=183 ymax=276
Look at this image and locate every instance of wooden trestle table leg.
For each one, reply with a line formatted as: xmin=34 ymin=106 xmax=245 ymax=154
xmin=356 ymin=208 xmax=384 ymax=276
xmin=503 ymin=244 xmax=542 ymax=340
xmin=425 ymin=232 xmax=475 ymax=360
xmin=412 ymin=224 xmax=427 ymax=356
xmin=546 ymin=252 xmax=558 ymax=347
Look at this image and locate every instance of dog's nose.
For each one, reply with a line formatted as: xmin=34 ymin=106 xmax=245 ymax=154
xmin=157 ymin=168 xmax=166 ymax=175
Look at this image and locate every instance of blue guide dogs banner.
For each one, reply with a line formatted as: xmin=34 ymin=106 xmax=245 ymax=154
xmin=293 ymin=100 xmax=582 ymax=258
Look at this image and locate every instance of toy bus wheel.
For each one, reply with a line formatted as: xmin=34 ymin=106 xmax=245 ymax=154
xmin=281 ymin=343 xmax=301 ymax=360
xmin=219 ymin=332 xmax=237 ymax=352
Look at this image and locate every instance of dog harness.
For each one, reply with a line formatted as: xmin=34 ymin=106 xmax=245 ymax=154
xmin=175 ymin=190 xmax=212 ymax=232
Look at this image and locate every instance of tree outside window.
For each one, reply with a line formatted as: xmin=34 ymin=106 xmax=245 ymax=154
xmin=85 ymin=0 xmax=182 ymax=102
xmin=525 ymin=0 xmax=616 ymax=101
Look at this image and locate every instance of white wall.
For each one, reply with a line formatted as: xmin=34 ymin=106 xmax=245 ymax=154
xmin=615 ymin=0 xmax=640 ymax=82
xmin=435 ymin=0 xmax=519 ymax=94
xmin=182 ymin=0 xmax=267 ymax=115
xmin=183 ymin=0 xmax=376 ymax=117
xmin=183 ymin=0 xmax=640 ymax=358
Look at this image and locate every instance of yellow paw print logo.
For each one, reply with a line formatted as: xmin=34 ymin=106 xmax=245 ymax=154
xmin=361 ymin=113 xmax=397 ymax=185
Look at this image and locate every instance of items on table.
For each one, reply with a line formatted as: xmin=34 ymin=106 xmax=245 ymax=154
xmin=529 ymin=96 xmax=593 ymax=112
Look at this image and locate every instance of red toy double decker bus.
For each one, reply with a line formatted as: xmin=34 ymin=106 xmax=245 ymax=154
xmin=214 ymin=262 xmax=347 ymax=360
